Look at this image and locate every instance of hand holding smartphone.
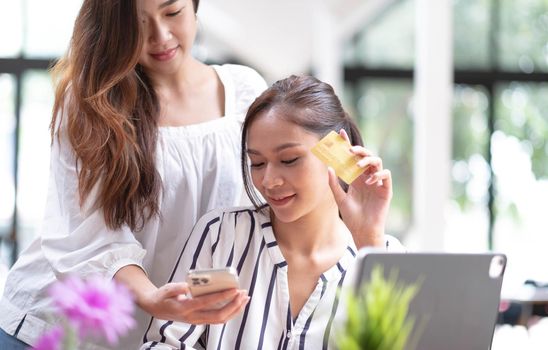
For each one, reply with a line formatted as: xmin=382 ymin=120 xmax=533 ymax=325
xmin=186 ymin=267 xmax=239 ymax=298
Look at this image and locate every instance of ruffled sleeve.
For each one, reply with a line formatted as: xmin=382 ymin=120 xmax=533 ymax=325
xmin=39 ymin=122 xmax=147 ymax=281
xmin=224 ymin=64 xmax=268 ymax=123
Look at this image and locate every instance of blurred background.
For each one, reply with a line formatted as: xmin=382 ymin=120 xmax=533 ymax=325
xmin=0 ymin=0 xmax=547 ymax=348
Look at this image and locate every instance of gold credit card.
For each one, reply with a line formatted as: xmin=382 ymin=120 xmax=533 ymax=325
xmin=310 ymin=131 xmax=364 ymax=184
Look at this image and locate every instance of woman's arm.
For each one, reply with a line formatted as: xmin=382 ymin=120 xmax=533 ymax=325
xmin=141 ymin=210 xmax=249 ymax=348
xmin=45 ymin=125 xmax=246 ymax=325
xmin=327 ymin=130 xmax=393 ymax=249
xmin=115 ymin=265 xmax=247 ymax=323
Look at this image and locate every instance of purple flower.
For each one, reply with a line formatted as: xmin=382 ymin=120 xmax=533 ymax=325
xmin=32 ymin=326 xmax=64 ymax=350
xmin=49 ymin=275 xmax=135 ymax=344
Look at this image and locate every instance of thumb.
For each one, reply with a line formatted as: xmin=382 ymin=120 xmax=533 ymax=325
xmin=161 ymin=282 xmax=190 ymax=299
xmin=327 ymin=167 xmax=346 ymax=205
xmin=338 ymin=129 xmax=350 ymax=144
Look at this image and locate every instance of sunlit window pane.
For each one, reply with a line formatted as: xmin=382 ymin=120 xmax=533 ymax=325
xmin=447 ymin=85 xmax=490 ymax=251
xmin=346 ymin=0 xmax=415 ymax=68
xmin=493 ymin=82 xmax=548 ymax=286
xmin=23 ymin=0 xmax=82 ymax=58
xmin=16 ymin=70 xmax=54 ymax=251
xmin=0 ymin=74 xmax=16 ymax=267
xmin=0 ymin=2 xmax=23 ymax=57
xmin=453 ymin=0 xmax=490 ymax=69
xmin=352 ymin=79 xmax=414 ymax=238
xmin=499 ymin=0 xmax=548 ymax=73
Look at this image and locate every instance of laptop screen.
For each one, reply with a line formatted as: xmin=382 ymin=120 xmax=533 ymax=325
xmin=349 ymin=252 xmax=506 ymax=350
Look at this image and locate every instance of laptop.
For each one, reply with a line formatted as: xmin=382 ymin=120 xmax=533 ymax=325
xmin=351 ymin=252 xmax=506 ymax=350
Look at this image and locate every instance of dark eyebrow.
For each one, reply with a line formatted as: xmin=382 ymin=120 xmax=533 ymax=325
xmin=159 ymin=0 xmax=178 ymax=9
xmin=247 ymin=142 xmax=303 ymax=155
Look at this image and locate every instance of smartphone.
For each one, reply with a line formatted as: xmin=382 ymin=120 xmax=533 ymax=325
xmin=186 ymin=267 xmax=239 ymax=298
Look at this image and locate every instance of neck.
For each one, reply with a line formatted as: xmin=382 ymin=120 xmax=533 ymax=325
xmin=272 ymin=200 xmax=349 ymax=256
xmin=148 ymin=56 xmax=205 ymax=92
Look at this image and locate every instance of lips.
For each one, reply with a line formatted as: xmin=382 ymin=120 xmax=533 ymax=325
xmin=267 ymin=194 xmax=296 ymax=207
xmin=149 ymin=46 xmax=178 ymax=61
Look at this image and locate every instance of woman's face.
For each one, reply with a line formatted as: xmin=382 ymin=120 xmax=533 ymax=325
xmin=246 ymin=108 xmax=335 ymax=224
xmin=138 ymin=0 xmax=197 ymax=76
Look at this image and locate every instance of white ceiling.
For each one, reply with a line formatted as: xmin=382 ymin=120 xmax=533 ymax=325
xmin=196 ymin=0 xmax=398 ymax=82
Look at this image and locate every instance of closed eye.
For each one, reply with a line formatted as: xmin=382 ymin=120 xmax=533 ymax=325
xmin=167 ymin=8 xmax=183 ymax=17
xmin=250 ymin=162 xmax=265 ymax=168
xmin=281 ymin=157 xmax=299 ymax=165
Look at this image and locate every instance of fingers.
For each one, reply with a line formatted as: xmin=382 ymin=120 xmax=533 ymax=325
xmin=356 ymin=156 xmax=382 ymax=170
xmin=365 ymin=169 xmax=392 ymax=192
xmin=349 ymin=145 xmax=373 ymax=157
xmin=327 ymin=167 xmax=347 ymax=204
xmin=159 ymin=282 xmax=190 ymax=299
xmin=183 ymin=288 xmax=239 ymax=311
xmin=339 ymin=129 xmax=350 ymax=144
xmin=184 ymin=290 xmax=250 ymax=324
xmin=200 ymin=290 xmax=250 ymax=324
xmin=339 ymin=130 xmax=376 ymax=163
xmin=382 ymin=169 xmax=392 ymax=192
xmin=331 ymin=136 xmax=389 ymax=191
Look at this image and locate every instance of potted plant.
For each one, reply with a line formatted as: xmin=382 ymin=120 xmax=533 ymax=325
xmin=336 ymin=265 xmax=421 ymax=350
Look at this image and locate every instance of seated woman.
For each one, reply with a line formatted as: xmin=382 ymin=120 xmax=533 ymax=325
xmin=141 ymin=75 xmax=404 ymax=350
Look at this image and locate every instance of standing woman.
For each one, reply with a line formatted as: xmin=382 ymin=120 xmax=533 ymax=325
xmin=0 ymin=0 xmax=266 ymax=349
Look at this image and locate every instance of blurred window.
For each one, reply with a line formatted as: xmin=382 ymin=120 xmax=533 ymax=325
xmin=447 ymin=85 xmax=491 ymax=251
xmin=17 ymin=71 xmax=54 ymax=250
xmin=0 ymin=1 xmax=81 ymax=265
xmin=492 ymin=82 xmax=548 ymax=283
xmin=453 ymin=0 xmax=490 ymax=69
xmin=345 ymin=0 xmax=415 ymax=69
xmin=0 ymin=74 xmax=16 ymax=267
xmin=0 ymin=2 xmax=23 ymax=57
xmin=344 ymin=0 xmax=548 ymax=265
xmin=344 ymin=79 xmax=414 ymax=239
xmin=23 ymin=0 xmax=82 ymax=58
xmin=499 ymin=1 xmax=548 ymax=73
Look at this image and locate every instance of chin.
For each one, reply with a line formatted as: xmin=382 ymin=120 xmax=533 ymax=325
xmin=269 ymin=208 xmax=302 ymax=224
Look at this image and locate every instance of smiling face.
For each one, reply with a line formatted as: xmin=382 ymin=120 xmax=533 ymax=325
xmin=138 ymin=0 xmax=197 ymax=76
xmin=246 ymin=108 xmax=336 ymax=224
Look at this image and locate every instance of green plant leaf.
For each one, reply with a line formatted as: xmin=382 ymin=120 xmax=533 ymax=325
xmin=335 ymin=265 xmax=421 ymax=350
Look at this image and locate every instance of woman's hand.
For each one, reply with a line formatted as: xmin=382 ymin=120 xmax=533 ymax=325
xmin=142 ymin=282 xmax=250 ymax=324
xmin=115 ymin=265 xmax=249 ymax=324
xmin=327 ymin=129 xmax=393 ymax=249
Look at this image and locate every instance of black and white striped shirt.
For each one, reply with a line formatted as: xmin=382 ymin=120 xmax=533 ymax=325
xmin=142 ymin=207 xmax=403 ymax=350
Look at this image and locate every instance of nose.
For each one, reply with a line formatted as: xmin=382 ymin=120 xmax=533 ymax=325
xmin=148 ymin=20 xmax=172 ymax=45
xmin=262 ymin=164 xmax=283 ymax=189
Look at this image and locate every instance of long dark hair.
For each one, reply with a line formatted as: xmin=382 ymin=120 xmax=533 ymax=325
xmin=50 ymin=0 xmax=200 ymax=232
xmin=241 ymin=75 xmax=364 ymax=208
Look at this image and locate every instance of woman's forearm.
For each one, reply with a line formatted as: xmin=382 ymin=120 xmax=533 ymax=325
xmin=114 ymin=264 xmax=157 ymax=313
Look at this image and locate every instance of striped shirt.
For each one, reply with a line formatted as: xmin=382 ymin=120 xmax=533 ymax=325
xmin=141 ymin=207 xmax=403 ymax=350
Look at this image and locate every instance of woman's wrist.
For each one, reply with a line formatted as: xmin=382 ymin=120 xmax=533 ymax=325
xmin=113 ymin=264 xmax=158 ymax=313
xmin=351 ymin=227 xmax=384 ymax=249
xmin=137 ymin=287 xmax=159 ymax=315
